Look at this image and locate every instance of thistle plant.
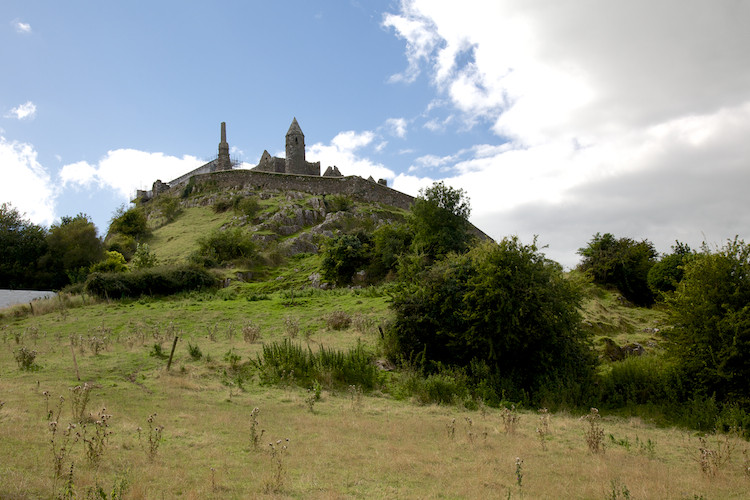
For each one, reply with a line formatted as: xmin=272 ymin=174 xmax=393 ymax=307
xmin=138 ymin=413 xmax=164 ymax=461
xmin=79 ymin=407 xmax=112 ymax=468
xmin=284 ymin=316 xmax=300 ymax=339
xmin=465 ymin=416 xmax=475 ymax=444
xmin=249 ymin=407 xmax=265 ymax=450
xmin=501 ymin=405 xmax=520 ymax=435
xmin=263 ymin=438 xmax=290 ymax=493
xmin=13 ymin=345 xmax=38 ymax=370
xmin=582 ymin=407 xmax=605 ymax=454
xmin=69 ymin=382 xmax=92 ymax=422
xmin=49 ymin=419 xmax=79 ymax=484
xmin=242 ymin=321 xmax=261 ymax=343
xmin=348 ymin=384 xmax=363 ymax=413
xmin=695 ymin=434 xmax=735 ymax=477
xmin=514 ymin=456 xmax=524 ymax=489
xmin=446 ymin=418 xmax=456 ymax=440
xmin=536 ymin=408 xmax=550 ymax=451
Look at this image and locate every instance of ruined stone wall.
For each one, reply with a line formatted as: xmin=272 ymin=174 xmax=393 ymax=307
xmin=189 ymin=169 xmax=416 ymax=210
xmin=169 ymin=160 xmax=218 ymax=187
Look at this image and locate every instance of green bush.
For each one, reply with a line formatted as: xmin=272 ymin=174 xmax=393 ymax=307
xmin=320 ymin=232 xmax=371 ymax=285
xmin=667 ymin=238 xmax=750 ymax=404
xmin=193 ymin=228 xmax=256 ymax=266
xmin=256 ymin=339 xmax=378 ymax=390
xmin=84 ymin=265 xmax=217 ymax=299
xmin=89 ymin=251 xmax=128 ymax=274
xmin=324 ymin=194 xmax=353 ymax=213
xmin=598 ymin=356 xmax=684 ymax=408
xmin=234 ymin=196 xmax=260 ymax=218
xmin=577 ymin=233 xmax=657 ymax=306
xmin=647 ymin=241 xmax=694 ymax=295
xmin=106 ymin=233 xmax=137 ymax=261
xmin=108 ymin=205 xmax=149 ymax=240
xmin=389 ymin=237 xmax=596 ymax=404
xmin=410 ymin=181 xmax=474 ymax=259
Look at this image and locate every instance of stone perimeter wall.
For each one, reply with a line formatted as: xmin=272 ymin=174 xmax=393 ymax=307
xmin=188 ymin=170 xmax=416 ymax=210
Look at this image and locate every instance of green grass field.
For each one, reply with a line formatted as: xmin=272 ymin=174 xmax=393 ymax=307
xmin=2 ymin=291 xmax=749 ymax=499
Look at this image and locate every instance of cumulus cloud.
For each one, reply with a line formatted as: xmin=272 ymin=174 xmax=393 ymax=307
xmin=14 ymin=20 xmax=31 ymax=34
xmin=0 ymin=136 xmax=56 ymax=225
xmin=6 ymin=101 xmax=37 ymax=120
xmin=384 ymin=0 xmax=750 ymax=266
xmin=60 ymin=149 xmax=204 ymax=200
xmin=309 ymin=130 xmax=395 ymax=180
xmin=385 ymin=118 xmax=408 ymax=138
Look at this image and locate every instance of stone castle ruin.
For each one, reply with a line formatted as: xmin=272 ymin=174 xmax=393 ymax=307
xmin=137 ymin=118 xmax=391 ymax=203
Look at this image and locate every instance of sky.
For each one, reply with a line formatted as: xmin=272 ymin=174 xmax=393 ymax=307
xmin=2 ymin=0 xmax=750 ymax=268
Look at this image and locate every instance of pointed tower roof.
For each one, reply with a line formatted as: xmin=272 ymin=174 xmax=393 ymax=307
xmin=286 ymin=117 xmax=303 ymax=137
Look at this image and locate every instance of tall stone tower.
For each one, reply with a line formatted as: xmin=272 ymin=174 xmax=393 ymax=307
xmin=217 ymin=122 xmax=232 ymax=171
xmin=285 ymin=117 xmax=306 ymax=174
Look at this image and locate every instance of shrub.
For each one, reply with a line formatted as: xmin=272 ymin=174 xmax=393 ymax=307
xmin=326 ymin=310 xmax=352 ymax=330
xmin=667 ymin=238 xmax=750 ymax=404
xmin=84 ymin=265 xmax=217 ymax=299
xmin=321 ymin=232 xmax=371 ymax=286
xmin=577 ymin=233 xmax=657 ymax=306
xmin=155 ymin=195 xmax=182 ymax=222
xmin=131 ymin=243 xmax=158 ymax=269
xmin=14 ymin=345 xmax=38 ymax=370
xmin=324 ymin=194 xmax=353 ymax=213
xmin=647 ymin=241 xmax=694 ymax=295
xmin=598 ymin=356 xmax=684 ymax=408
xmin=256 ymin=340 xmax=378 ymax=390
xmin=212 ymin=198 xmax=233 ymax=213
xmin=410 ymin=181 xmax=473 ymax=259
xmin=389 ymin=237 xmax=595 ymax=403
xmin=89 ymin=251 xmax=128 ymax=274
xmin=234 ymin=196 xmax=260 ymax=218
xmin=193 ymin=228 xmax=256 ymax=266
xmin=108 ymin=205 xmax=149 ymax=240
xmin=106 ymin=233 xmax=137 ymax=261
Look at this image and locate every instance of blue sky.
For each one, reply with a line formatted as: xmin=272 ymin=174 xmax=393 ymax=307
xmin=3 ymin=1 xmax=750 ymax=267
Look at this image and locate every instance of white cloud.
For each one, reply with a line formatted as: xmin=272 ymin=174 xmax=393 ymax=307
xmin=0 ymin=136 xmax=56 ymax=226
xmin=309 ymin=130 xmax=395 ymax=180
xmin=385 ymin=0 xmax=750 ymax=266
xmin=385 ymin=117 xmax=408 ymax=138
xmin=60 ymin=149 xmax=204 ymax=200
xmin=6 ymin=101 xmax=37 ymax=120
xmin=14 ymin=20 xmax=31 ymax=34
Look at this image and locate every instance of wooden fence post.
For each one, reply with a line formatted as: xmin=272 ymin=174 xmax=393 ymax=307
xmin=166 ymin=335 xmax=179 ymax=371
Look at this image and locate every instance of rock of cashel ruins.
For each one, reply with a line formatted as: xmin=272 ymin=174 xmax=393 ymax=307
xmin=137 ymin=118 xmax=406 ymax=208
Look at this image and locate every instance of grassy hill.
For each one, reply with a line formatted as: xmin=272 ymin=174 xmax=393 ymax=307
xmin=2 ymin=288 xmax=749 ymax=498
xmin=2 ymin=187 xmax=749 ymax=497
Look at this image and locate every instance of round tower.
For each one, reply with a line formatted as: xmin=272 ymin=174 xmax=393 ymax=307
xmin=217 ymin=122 xmax=231 ymax=171
xmin=285 ymin=117 xmax=306 ymax=174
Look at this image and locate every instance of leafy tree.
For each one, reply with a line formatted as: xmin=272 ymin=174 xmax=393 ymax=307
xmin=89 ymin=251 xmax=128 ymax=273
xmin=131 ymin=243 xmax=159 ymax=269
xmin=321 ymin=232 xmax=372 ymax=286
xmin=577 ymin=232 xmax=657 ymax=306
xmin=0 ymin=203 xmax=48 ymax=288
xmin=368 ymin=223 xmax=412 ymax=280
xmin=410 ymin=181 xmax=474 ymax=259
xmin=42 ymin=214 xmax=103 ymax=288
xmin=667 ymin=238 xmax=750 ymax=403
xmin=389 ymin=237 xmax=595 ymax=401
xmin=647 ymin=241 xmax=694 ymax=295
xmin=108 ymin=205 xmax=149 ymax=240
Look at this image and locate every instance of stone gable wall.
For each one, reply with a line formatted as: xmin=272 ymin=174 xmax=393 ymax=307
xmin=169 ymin=160 xmax=219 ymax=187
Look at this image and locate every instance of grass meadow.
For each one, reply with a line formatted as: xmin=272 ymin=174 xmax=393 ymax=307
xmin=2 ymin=290 xmax=749 ymax=498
